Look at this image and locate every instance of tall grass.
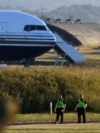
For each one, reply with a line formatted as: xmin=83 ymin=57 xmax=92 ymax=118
xmin=0 ymin=64 xmax=100 ymax=113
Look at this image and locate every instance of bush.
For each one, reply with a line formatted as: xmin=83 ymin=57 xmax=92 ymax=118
xmin=0 ymin=65 xmax=100 ymax=113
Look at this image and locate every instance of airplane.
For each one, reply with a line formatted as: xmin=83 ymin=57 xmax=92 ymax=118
xmin=0 ymin=10 xmax=56 ymax=64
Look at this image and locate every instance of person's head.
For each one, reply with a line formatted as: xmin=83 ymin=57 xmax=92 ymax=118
xmin=80 ymin=94 xmax=84 ymax=99
xmin=59 ymin=94 xmax=63 ymax=99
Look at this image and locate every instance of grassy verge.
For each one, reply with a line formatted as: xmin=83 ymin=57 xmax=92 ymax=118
xmin=5 ymin=123 xmax=100 ymax=133
xmin=11 ymin=113 xmax=100 ymax=123
xmin=77 ymin=46 xmax=100 ymax=60
xmin=2 ymin=113 xmax=100 ymax=133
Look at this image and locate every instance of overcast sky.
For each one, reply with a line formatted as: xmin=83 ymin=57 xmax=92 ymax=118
xmin=0 ymin=0 xmax=100 ymax=11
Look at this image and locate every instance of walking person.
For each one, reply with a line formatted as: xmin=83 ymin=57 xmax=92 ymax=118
xmin=75 ymin=94 xmax=87 ymax=123
xmin=54 ymin=94 xmax=66 ymax=124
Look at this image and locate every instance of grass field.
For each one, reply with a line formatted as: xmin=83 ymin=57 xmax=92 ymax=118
xmin=1 ymin=44 xmax=100 ymax=133
xmin=35 ymin=45 xmax=100 ymax=66
xmin=5 ymin=123 xmax=100 ymax=133
xmin=10 ymin=113 xmax=100 ymax=123
xmin=2 ymin=44 xmax=99 ymax=66
xmin=2 ymin=113 xmax=100 ymax=133
xmin=77 ymin=46 xmax=100 ymax=60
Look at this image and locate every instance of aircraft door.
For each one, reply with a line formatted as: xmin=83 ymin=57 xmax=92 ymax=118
xmin=0 ymin=22 xmax=7 ymax=32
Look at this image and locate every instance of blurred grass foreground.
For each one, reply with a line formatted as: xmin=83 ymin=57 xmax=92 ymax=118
xmin=0 ymin=99 xmax=19 ymax=133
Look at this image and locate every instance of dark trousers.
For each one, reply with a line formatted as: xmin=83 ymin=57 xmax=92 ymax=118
xmin=77 ymin=108 xmax=86 ymax=123
xmin=56 ymin=108 xmax=64 ymax=123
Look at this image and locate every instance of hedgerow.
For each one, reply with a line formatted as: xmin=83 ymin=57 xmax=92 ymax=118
xmin=0 ymin=65 xmax=100 ymax=113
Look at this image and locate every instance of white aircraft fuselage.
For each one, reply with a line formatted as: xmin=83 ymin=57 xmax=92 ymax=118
xmin=0 ymin=10 xmax=56 ymax=61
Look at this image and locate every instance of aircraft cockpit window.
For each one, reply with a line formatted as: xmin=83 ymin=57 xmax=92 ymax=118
xmin=24 ymin=25 xmax=29 ymax=31
xmin=36 ymin=26 xmax=46 ymax=30
xmin=24 ymin=25 xmax=46 ymax=31
xmin=30 ymin=25 xmax=36 ymax=31
xmin=24 ymin=25 xmax=35 ymax=31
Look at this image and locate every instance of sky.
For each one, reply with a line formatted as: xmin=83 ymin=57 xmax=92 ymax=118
xmin=0 ymin=0 xmax=100 ymax=11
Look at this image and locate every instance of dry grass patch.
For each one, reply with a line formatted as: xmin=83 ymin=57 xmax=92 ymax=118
xmin=5 ymin=123 xmax=100 ymax=133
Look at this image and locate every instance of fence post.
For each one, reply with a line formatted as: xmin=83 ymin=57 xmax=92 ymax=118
xmin=50 ymin=102 xmax=52 ymax=114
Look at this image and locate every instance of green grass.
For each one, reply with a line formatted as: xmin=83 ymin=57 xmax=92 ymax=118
xmin=10 ymin=113 xmax=100 ymax=123
xmin=4 ymin=123 xmax=100 ymax=133
xmin=4 ymin=113 xmax=100 ymax=133
xmin=44 ymin=46 xmax=100 ymax=61
xmin=2 ymin=113 xmax=100 ymax=133
xmin=77 ymin=46 xmax=100 ymax=60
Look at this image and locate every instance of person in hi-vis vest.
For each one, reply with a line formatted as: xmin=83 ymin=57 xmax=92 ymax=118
xmin=75 ymin=94 xmax=87 ymax=123
xmin=54 ymin=94 xmax=66 ymax=124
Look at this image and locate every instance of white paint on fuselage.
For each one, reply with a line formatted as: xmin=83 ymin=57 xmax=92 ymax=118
xmin=0 ymin=10 xmax=56 ymax=61
xmin=0 ymin=10 xmax=50 ymax=33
